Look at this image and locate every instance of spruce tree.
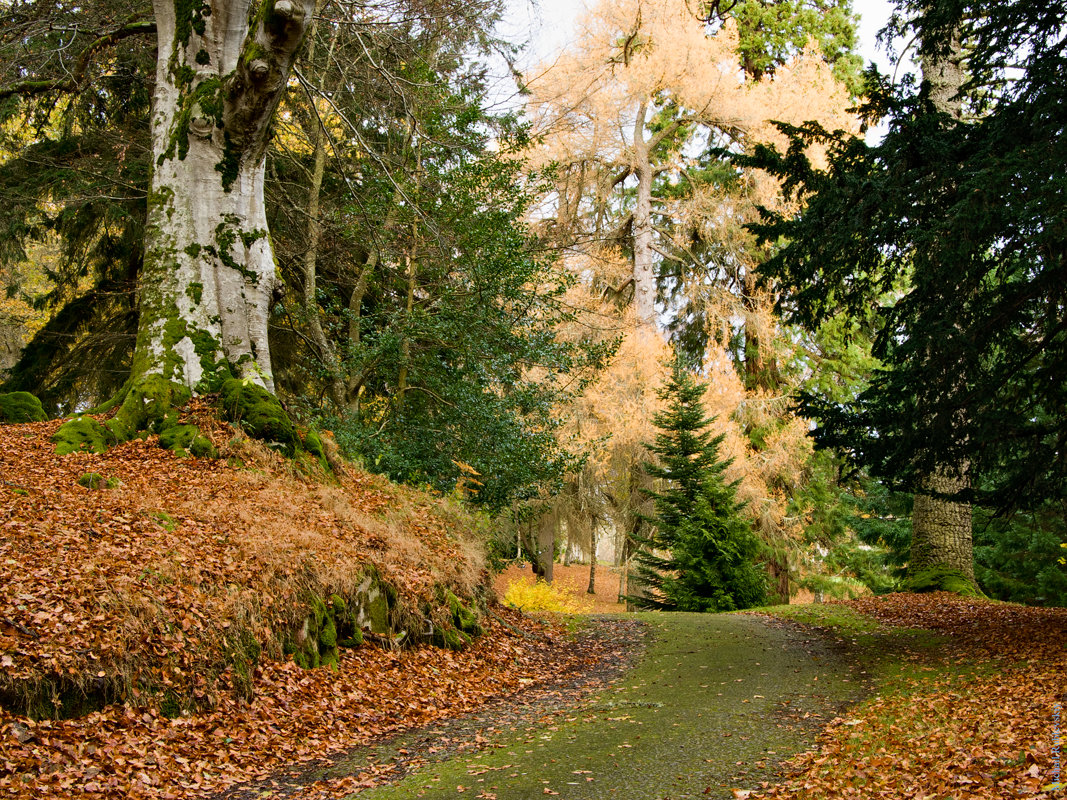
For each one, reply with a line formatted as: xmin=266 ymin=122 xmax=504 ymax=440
xmin=630 ymin=361 xmax=767 ymax=612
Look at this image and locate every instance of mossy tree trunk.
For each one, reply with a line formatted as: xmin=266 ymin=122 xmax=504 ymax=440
xmin=907 ymin=30 xmax=976 ymax=591
xmin=139 ymin=0 xmax=313 ymax=392
xmin=910 ymin=469 xmax=974 ymax=581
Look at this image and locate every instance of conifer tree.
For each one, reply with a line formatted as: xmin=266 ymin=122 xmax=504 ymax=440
xmin=630 ymin=360 xmax=767 ymax=612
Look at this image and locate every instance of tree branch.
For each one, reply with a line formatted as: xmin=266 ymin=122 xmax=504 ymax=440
xmin=0 ymin=20 xmax=156 ymax=101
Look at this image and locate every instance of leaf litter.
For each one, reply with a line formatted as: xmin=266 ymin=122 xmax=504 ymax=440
xmin=754 ymin=592 xmax=1067 ymax=800
xmin=0 ymin=407 xmax=611 ymax=797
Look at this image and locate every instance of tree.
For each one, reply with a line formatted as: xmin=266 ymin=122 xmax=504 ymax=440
xmin=519 ymin=0 xmax=859 ymax=596
xmin=741 ymin=0 xmax=1067 ymax=584
xmin=133 ymin=0 xmax=315 ymax=397
xmin=256 ymin=5 xmax=610 ymax=508
xmin=524 ymin=0 xmax=856 ymax=330
xmin=629 ymin=359 xmax=767 ymax=612
xmin=0 ymin=0 xmax=313 ymax=439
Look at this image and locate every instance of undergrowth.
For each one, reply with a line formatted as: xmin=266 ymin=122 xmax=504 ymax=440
xmin=503 ymin=577 xmax=593 ymax=614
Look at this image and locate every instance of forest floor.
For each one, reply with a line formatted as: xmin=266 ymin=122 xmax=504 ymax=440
xmin=232 ymin=594 xmax=1066 ymax=800
xmin=3 ymin=413 xmax=1066 ymax=798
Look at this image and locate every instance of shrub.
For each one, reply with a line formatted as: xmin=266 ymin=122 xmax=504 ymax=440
xmin=503 ymin=577 xmax=592 ymax=614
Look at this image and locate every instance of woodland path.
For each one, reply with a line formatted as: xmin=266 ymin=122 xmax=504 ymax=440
xmin=222 ymin=613 xmax=867 ymax=800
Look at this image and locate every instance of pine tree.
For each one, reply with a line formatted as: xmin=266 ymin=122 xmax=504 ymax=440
xmin=630 ymin=360 xmax=767 ymax=612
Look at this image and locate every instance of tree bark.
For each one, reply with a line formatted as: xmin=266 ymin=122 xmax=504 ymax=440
xmin=910 ymin=470 xmax=974 ymax=580
xmin=587 ymin=525 xmax=597 ymax=595
xmin=139 ymin=0 xmax=312 ymax=392
xmin=908 ymin=29 xmax=974 ymax=586
xmin=535 ymin=507 xmax=557 ymax=583
xmin=632 ymin=101 xmax=656 ymax=327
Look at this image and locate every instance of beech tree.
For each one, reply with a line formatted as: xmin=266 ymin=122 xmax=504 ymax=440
xmin=135 ymin=0 xmax=315 ymax=395
xmin=0 ymin=0 xmax=312 ymax=432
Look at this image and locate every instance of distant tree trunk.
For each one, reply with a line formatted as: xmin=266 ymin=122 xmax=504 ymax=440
xmin=587 ymin=526 xmax=597 ymax=595
xmin=301 ymin=17 xmax=347 ymax=408
xmin=536 ymin=508 xmax=557 ymax=583
xmin=531 ymin=509 xmax=563 ymax=584
xmin=910 ymin=470 xmax=974 ymax=580
xmin=139 ymin=0 xmax=312 ymax=391
xmin=632 ymin=101 xmax=656 ymax=327
xmin=908 ymin=30 xmax=975 ymax=589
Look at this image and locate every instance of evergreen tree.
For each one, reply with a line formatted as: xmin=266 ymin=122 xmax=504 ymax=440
xmin=630 ymin=360 xmax=767 ymax=612
xmin=739 ymin=0 xmax=1066 ymax=514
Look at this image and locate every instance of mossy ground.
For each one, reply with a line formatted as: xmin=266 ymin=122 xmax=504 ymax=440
xmin=343 ymin=613 xmax=870 ymax=799
xmin=0 ymin=392 xmax=46 ymax=423
xmin=902 ymin=565 xmax=984 ymax=597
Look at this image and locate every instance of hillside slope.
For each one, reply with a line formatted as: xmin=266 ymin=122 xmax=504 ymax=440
xmin=0 ymin=402 xmax=595 ymax=796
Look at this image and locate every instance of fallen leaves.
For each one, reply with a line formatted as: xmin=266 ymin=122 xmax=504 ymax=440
xmin=0 ymin=407 xmax=610 ymax=797
xmin=755 ymin=592 xmax=1067 ymax=800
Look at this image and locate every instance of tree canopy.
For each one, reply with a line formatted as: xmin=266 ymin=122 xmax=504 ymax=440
xmin=743 ymin=0 xmax=1067 ymax=513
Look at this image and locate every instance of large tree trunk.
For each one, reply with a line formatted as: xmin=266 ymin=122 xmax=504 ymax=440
xmin=138 ymin=0 xmax=312 ymax=392
xmin=908 ymin=30 xmax=974 ymax=588
xmin=910 ymin=470 xmax=974 ymax=580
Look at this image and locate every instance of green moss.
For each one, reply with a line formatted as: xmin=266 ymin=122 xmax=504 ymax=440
xmin=173 ymin=64 xmax=196 ymax=87
xmin=303 ymin=430 xmax=325 ymax=458
xmin=195 ymin=48 xmax=210 ymax=65
xmin=159 ymin=691 xmax=182 ymax=719
xmin=439 ymin=627 xmax=471 ymax=651
xmin=159 ymin=423 xmax=198 ymax=456
xmin=243 ymin=41 xmax=270 ymax=64
xmin=0 ymin=392 xmax=47 ymax=423
xmin=158 ymin=76 xmax=224 ymax=167
xmin=903 ymin=566 xmax=985 ymax=597
xmin=190 ymin=435 xmax=217 ymax=458
xmin=445 ymin=590 xmax=484 ymax=637
xmin=107 ymin=375 xmax=191 ymax=442
xmin=183 ymin=244 xmax=202 ymax=259
xmin=185 ymin=281 xmax=204 ymax=304
xmin=78 ymin=473 xmax=105 ymax=490
xmin=216 ymin=131 xmax=241 ymax=192
xmin=173 ymin=0 xmax=208 ymax=46
xmin=218 ymin=378 xmax=298 ymax=454
xmin=240 ymin=229 xmax=266 ymax=249
xmin=151 ymin=511 xmax=179 ymax=532
xmin=319 ymin=616 xmax=337 ymax=649
xmin=52 ymin=417 xmax=113 ymax=455
xmin=213 ymin=220 xmax=259 ymax=283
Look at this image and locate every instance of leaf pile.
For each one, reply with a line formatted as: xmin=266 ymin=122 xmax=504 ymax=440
xmin=756 ymin=593 xmax=1067 ymax=799
xmin=0 ymin=609 xmax=603 ymax=797
xmin=0 ymin=406 xmax=603 ymax=796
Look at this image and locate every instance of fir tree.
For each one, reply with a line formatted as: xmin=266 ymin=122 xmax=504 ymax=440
xmin=630 ymin=361 xmax=767 ymax=612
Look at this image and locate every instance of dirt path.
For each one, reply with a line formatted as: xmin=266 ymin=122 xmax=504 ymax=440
xmin=233 ymin=612 xmax=868 ymax=800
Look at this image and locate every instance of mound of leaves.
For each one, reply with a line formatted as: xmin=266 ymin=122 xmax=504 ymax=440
xmin=0 ymin=401 xmax=589 ymax=796
xmin=754 ymin=593 xmax=1067 ymax=800
xmin=0 ymin=609 xmax=609 ymax=797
